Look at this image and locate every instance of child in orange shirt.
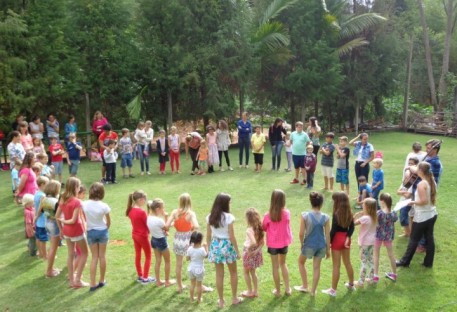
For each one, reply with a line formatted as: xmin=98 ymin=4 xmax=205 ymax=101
xmin=196 ymin=140 xmax=208 ymax=176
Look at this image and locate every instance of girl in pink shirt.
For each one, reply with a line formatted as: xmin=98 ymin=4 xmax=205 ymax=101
xmin=262 ymin=189 xmax=292 ymax=297
xmin=353 ymin=198 xmax=377 ymax=287
xmin=56 ymin=177 xmax=89 ymax=288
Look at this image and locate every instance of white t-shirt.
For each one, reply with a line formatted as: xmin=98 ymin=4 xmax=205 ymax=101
xmin=82 ymin=200 xmax=111 ymax=231
xmin=187 ymin=246 xmax=207 ymax=272
xmin=147 ymin=215 xmax=166 ymax=238
xmin=206 ymin=212 xmax=235 ymax=239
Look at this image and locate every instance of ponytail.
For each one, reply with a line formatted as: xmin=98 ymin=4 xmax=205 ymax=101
xmin=126 ymin=190 xmax=147 ymax=216
xmin=126 ymin=193 xmax=134 ymax=217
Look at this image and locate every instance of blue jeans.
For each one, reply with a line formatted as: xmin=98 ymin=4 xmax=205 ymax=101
xmin=271 ymin=141 xmax=284 ymax=170
xmin=238 ymin=136 xmax=250 ymax=166
xmin=400 ymin=206 xmax=411 ymax=226
xmin=138 ymin=144 xmax=149 ymax=172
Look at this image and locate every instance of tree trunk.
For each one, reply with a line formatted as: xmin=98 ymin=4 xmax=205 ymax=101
xmin=239 ymin=88 xmax=244 ymax=117
xmin=417 ymin=0 xmax=438 ymax=110
xmin=453 ymin=86 xmax=457 ymax=135
xmin=167 ymin=89 xmax=173 ymax=131
xmin=290 ymin=96 xmax=296 ymax=128
xmin=403 ymin=37 xmax=414 ymax=130
xmin=438 ymin=0 xmax=456 ymax=113
xmin=85 ymin=92 xmax=91 ymax=153
xmin=355 ymin=99 xmax=359 ymax=135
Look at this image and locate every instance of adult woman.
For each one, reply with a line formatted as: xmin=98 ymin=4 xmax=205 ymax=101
xmin=306 ymin=117 xmax=321 ymax=157
xmin=396 ymin=162 xmax=438 ymax=268
xmin=46 ymin=113 xmax=60 ymax=140
xmin=349 ymin=133 xmax=374 ymax=186
xmin=216 ymin=120 xmax=233 ymax=171
xmin=134 ymin=121 xmax=151 ymax=175
xmin=12 ymin=114 xmax=24 ymax=131
xmin=206 ymin=193 xmax=242 ymax=308
xmin=18 ymin=122 xmax=34 ymax=152
xmin=92 ymin=111 xmax=108 ymax=138
xmin=185 ymin=132 xmax=202 ymax=175
xmin=29 ymin=115 xmax=44 ymax=139
xmin=7 ymin=131 xmax=26 ymax=169
xmin=237 ymin=112 xmax=252 ymax=168
xmin=64 ymin=114 xmax=78 ymax=143
xmin=15 ymin=152 xmax=38 ymax=199
xmin=268 ymin=118 xmax=287 ymax=171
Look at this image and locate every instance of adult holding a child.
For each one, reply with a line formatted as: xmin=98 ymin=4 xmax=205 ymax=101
xmin=306 ymin=117 xmax=321 ymax=157
xmin=185 ymin=131 xmax=202 ymax=175
xmin=268 ymin=118 xmax=287 ymax=171
xmin=349 ymin=133 xmax=374 ymax=186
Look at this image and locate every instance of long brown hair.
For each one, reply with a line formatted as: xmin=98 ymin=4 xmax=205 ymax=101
xmin=269 ymin=189 xmax=285 ymax=222
xmin=60 ymin=177 xmax=81 ymax=204
xmin=126 ymin=190 xmax=147 ymax=216
xmin=20 ymin=152 xmax=35 ymax=170
xmin=208 ymin=193 xmax=231 ymax=228
xmin=418 ymin=162 xmax=437 ymax=205
xmin=245 ymin=207 xmax=264 ymax=246
xmin=363 ymin=198 xmax=378 ymax=224
xmin=332 ymin=191 xmax=353 ymax=228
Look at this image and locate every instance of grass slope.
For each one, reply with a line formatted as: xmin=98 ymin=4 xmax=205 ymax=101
xmin=0 ymin=132 xmax=456 ymax=312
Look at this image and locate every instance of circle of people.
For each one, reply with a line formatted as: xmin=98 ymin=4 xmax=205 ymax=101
xmin=9 ymin=111 xmax=443 ymax=308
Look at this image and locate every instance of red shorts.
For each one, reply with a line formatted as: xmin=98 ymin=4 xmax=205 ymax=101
xmin=331 ymin=232 xmax=350 ymax=250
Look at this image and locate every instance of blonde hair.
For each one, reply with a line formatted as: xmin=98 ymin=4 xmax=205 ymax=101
xmin=363 ymin=198 xmax=378 ymax=224
xmin=68 ymin=132 xmax=76 ymax=139
xmin=37 ymin=176 xmax=49 ymax=187
xmin=60 ymin=177 xmax=81 ymax=203
xmin=200 ymin=140 xmax=207 ymax=148
xmin=22 ymin=194 xmax=35 ymax=206
xmin=418 ymin=162 xmax=437 ymax=205
xmin=44 ymin=180 xmax=61 ymax=198
xmin=145 ymin=120 xmax=152 ymax=127
xmin=373 ymin=158 xmax=383 ymax=166
xmin=148 ymin=198 xmax=164 ymax=214
xmin=170 ymin=126 xmax=177 ymax=133
xmin=178 ymin=193 xmax=192 ymax=212
xmin=295 ymin=121 xmax=303 ymax=127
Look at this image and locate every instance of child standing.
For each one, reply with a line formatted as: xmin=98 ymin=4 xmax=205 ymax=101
xmin=147 ymin=198 xmax=175 ymax=287
xmin=353 ymin=198 xmax=377 ymax=287
xmin=168 ymin=126 xmax=181 ymax=174
xmin=49 ymin=136 xmax=65 ymax=183
xmin=23 ymin=194 xmax=37 ymax=256
xmin=356 ymin=176 xmax=372 ymax=208
xmin=33 ymin=176 xmax=49 ymax=260
xmin=295 ymin=192 xmax=330 ymax=296
xmin=206 ymin=125 xmax=219 ymax=173
xmin=156 ymin=130 xmax=169 ymax=174
xmin=319 ymin=132 xmax=335 ymax=191
xmin=251 ymin=125 xmax=266 ymax=173
xmin=83 ymin=182 xmax=111 ymax=291
xmin=11 ymin=160 xmax=21 ymax=198
xmin=373 ymin=193 xmax=398 ymax=282
xmin=336 ymin=136 xmax=350 ymax=195
xmin=66 ymin=133 xmax=82 ymax=177
xmin=119 ymin=128 xmax=135 ymax=178
xmin=371 ymin=158 xmax=384 ymax=208
xmin=32 ymin=137 xmax=45 ymax=155
xmin=196 ymin=140 xmax=208 ymax=175
xmin=37 ymin=153 xmax=53 ymax=178
xmin=262 ymin=189 xmax=293 ymax=297
xmin=126 ymin=190 xmax=155 ymax=284
xmin=240 ymin=208 xmax=264 ymax=298
xmin=206 ymin=193 xmax=242 ymax=308
xmin=304 ymin=145 xmax=317 ymax=189
xmin=187 ymin=231 xmax=208 ymax=303
xmin=216 ymin=120 xmax=232 ymax=172
xmin=284 ymin=132 xmax=292 ymax=172
xmin=103 ymin=140 xmax=118 ymax=184
xmin=56 ymin=177 xmax=89 ymax=288
xmin=165 ymin=193 xmax=199 ymax=293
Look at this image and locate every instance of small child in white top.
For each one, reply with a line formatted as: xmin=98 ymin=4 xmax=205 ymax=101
xmin=147 ymin=198 xmax=176 ymax=287
xmin=284 ymin=132 xmax=292 ymax=172
xmin=186 ymin=231 xmax=208 ymax=303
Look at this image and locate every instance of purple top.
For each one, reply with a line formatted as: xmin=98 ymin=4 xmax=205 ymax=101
xmin=375 ymin=210 xmax=398 ymax=241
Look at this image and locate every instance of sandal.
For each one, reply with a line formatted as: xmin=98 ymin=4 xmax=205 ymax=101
xmin=71 ymin=281 xmax=89 ymax=289
xmin=217 ymin=299 xmax=225 ymax=308
xmin=272 ymin=289 xmax=281 ymax=297
xmin=203 ymin=285 xmax=214 ymax=292
xmin=293 ymin=286 xmax=309 ymax=293
xmin=232 ymin=297 xmax=244 ymax=305
xmin=285 ymin=288 xmax=292 ymax=296
xmin=240 ymin=290 xmax=256 ymax=298
xmin=45 ymin=269 xmax=61 ymax=278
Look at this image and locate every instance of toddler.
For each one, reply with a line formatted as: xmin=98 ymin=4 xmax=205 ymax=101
xmin=251 ymin=125 xmax=266 ymax=173
xmin=156 ymin=130 xmax=169 ymax=174
xmin=304 ymin=145 xmax=316 ymax=189
xmin=66 ymin=133 xmax=82 ymax=177
xmin=119 ymin=128 xmax=135 ymax=178
xmin=371 ymin=158 xmax=384 ymax=208
xmin=49 ymin=136 xmax=65 ymax=183
xmin=356 ymin=176 xmax=372 ymax=208
xmin=319 ymin=132 xmax=335 ymax=191
xmin=103 ymin=140 xmax=118 ymax=184
xmin=187 ymin=231 xmax=208 ymax=303
xmin=196 ymin=140 xmax=208 ymax=175
xmin=23 ymin=194 xmax=37 ymax=256
xmin=336 ymin=136 xmax=350 ymax=195
xmin=284 ymin=132 xmax=292 ymax=172
xmin=11 ymin=160 xmax=21 ymax=199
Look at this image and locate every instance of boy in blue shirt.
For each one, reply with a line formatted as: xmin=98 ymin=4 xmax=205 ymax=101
xmin=356 ymin=175 xmax=372 ymax=208
xmin=371 ymin=158 xmax=384 ymax=209
xmin=66 ymin=133 xmax=82 ymax=177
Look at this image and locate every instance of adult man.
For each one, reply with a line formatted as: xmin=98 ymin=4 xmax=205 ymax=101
xmin=237 ymin=112 xmax=252 ymax=168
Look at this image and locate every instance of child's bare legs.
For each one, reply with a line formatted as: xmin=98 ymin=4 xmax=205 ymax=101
xmin=385 ymin=245 xmax=397 ymax=274
xmin=342 ymin=248 xmax=354 ymax=284
xmin=98 ymin=243 xmax=107 ymax=283
xmin=163 ymin=249 xmax=175 ymax=286
xmin=311 ymin=257 xmax=323 ymax=295
xmin=190 ymin=278 xmax=196 ymax=302
xmin=215 ymin=263 xmax=225 ymax=307
xmin=74 ymin=239 xmax=88 ymax=286
xmin=176 ymin=255 xmax=185 ymax=291
xmin=227 ymin=261 xmax=239 ymax=304
xmin=243 ymin=267 xmax=253 ymax=294
xmin=37 ymin=240 xmax=47 ymax=260
xmin=46 ymin=236 xmax=60 ymax=276
xmin=297 ymin=254 xmax=309 ymax=290
xmin=301 ymin=168 xmax=307 ymax=182
xmin=270 ymin=254 xmax=281 ymax=295
xmin=196 ymin=280 xmax=203 ymax=303
xmin=324 ymin=176 xmax=329 ymax=190
xmin=373 ymin=245 xmax=381 ymax=277
xmin=250 ymin=269 xmax=258 ymax=296
xmin=258 ymin=164 xmax=262 ymax=172
xmin=329 ymin=177 xmax=334 ymax=191
xmin=330 ymin=250 xmax=341 ymax=290
xmin=345 ymin=184 xmax=350 ymax=196
xmin=153 ymin=249 xmax=163 ymax=286
xmin=66 ymin=240 xmax=76 ymax=286
xmin=279 ymin=254 xmax=290 ymax=294
xmin=89 ymin=243 xmax=99 ymax=288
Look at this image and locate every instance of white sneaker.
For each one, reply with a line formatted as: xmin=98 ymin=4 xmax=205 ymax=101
xmin=321 ymin=288 xmax=336 ymax=297
xmin=220 ymin=168 xmax=225 ymax=172
xmin=239 ymin=165 xmax=243 ymax=169
xmin=141 ymin=277 xmax=156 ymax=285
xmin=228 ymin=167 xmax=234 ymax=171
xmin=147 ymin=171 xmax=151 ymax=175
xmin=344 ymin=282 xmax=356 ymax=291
xmin=245 ymin=165 xmax=249 ymax=169
xmin=140 ymin=172 xmax=145 ymax=176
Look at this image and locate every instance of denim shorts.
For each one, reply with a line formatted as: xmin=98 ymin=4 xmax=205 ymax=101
xmin=45 ymin=219 xmax=60 ymax=237
xmin=68 ymin=160 xmax=80 ymax=175
xmin=52 ymin=161 xmax=63 ymax=175
xmin=151 ymin=236 xmax=168 ymax=252
xmin=87 ymin=229 xmax=109 ymax=245
xmin=267 ymin=246 xmax=288 ymax=255
xmin=121 ymin=153 xmax=133 ymax=168
xmin=292 ymin=155 xmax=305 ymax=169
xmin=64 ymin=234 xmax=86 ymax=242
xmin=35 ymin=226 xmax=49 ymax=242
xmin=301 ymin=246 xmax=326 ymax=259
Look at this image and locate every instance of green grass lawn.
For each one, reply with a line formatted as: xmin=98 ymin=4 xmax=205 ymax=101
xmin=0 ymin=131 xmax=456 ymax=312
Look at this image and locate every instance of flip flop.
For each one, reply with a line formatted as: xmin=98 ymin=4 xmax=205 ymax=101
xmin=232 ymin=297 xmax=244 ymax=305
xmin=203 ymin=285 xmax=214 ymax=292
xmin=240 ymin=291 xmax=256 ymax=298
xmin=272 ymin=289 xmax=281 ymax=297
xmin=293 ymin=286 xmax=309 ymax=293
xmin=45 ymin=269 xmax=61 ymax=278
xmin=71 ymin=281 xmax=89 ymax=289
xmin=285 ymin=288 xmax=293 ymax=296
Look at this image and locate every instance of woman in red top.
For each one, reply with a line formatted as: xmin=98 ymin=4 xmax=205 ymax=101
xmin=126 ymin=190 xmax=154 ymax=284
xmin=56 ymin=177 xmax=89 ymax=288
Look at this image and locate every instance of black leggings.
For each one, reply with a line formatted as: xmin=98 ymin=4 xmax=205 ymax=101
xmin=189 ymin=147 xmax=199 ymax=172
xmin=218 ymin=150 xmax=231 ymax=167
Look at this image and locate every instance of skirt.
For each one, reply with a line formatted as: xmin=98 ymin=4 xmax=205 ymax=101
xmin=208 ymin=238 xmax=237 ymax=264
xmin=207 ymin=144 xmax=220 ymax=166
xmin=242 ymin=246 xmax=263 ymax=269
xmin=173 ymin=231 xmax=192 ymax=256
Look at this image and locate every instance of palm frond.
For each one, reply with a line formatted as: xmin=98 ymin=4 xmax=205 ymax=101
xmin=253 ymin=21 xmax=289 ymax=49
xmin=336 ymin=37 xmax=369 ymax=57
xmin=340 ymin=13 xmax=387 ymax=39
xmin=126 ymin=86 xmax=147 ymax=120
xmin=261 ymin=46 xmax=293 ymax=69
xmin=260 ymin=0 xmax=299 ymax=25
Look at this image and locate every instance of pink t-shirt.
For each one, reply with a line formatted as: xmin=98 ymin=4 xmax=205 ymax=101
xmin=92 ymin=117 xmax=108 ymax=137
xmin=357 ymin=215 xmax=376 ymax=246
xmin=18 ymin=168 xmax=38 ymax=197
xmin=262 ymin=209 xmax=292 ymax=248
xmin=20 ymin=134 xmax=33 ymax=151
xmin=24 ymin=206 xmax=35 ymax=238
xmin=60 ymin=197 xmax=84 ymax=237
